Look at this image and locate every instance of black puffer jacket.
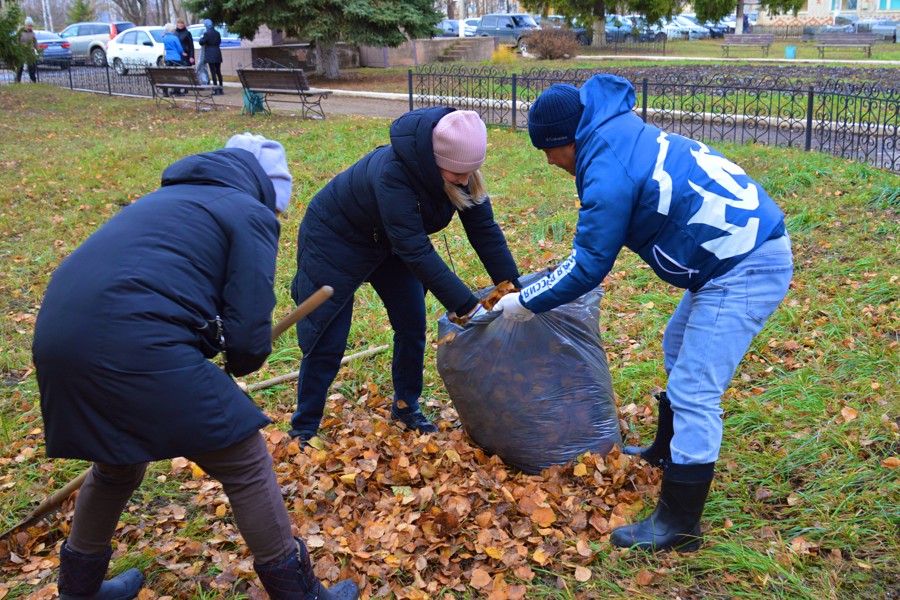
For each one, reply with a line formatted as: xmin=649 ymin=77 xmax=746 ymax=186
xmin=33 ymin=149 xmax=280 ymax=464
xmin=291 ymin=107 xmax=519 ymax=354
xmin=199 ymin=25 xmax=222 ymax=64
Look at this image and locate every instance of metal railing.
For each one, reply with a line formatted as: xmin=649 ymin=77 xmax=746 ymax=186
xmin=1 ymin=62 xmax=154 ymax=97
xmin=409 ymin=65 xmax=900 ymax=172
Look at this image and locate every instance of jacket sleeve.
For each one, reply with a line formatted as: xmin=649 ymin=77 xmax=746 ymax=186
xmin=221 ymin=203 xmax=280 ymax=377
xmin=199 ymin=31 xmax=208 ymax=47
xmin=458 ymin=198 xmax=520 ymax=285
xmin=520 ymin=141 xmax=633 ymax=314
xmin=376 ymin=166 xmax=479 ymax=315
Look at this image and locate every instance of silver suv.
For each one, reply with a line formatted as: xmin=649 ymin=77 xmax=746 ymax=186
xmin=59 ymin=21 xmax=135 ymax=66
xmin=475 ymin=13 xmax=540 ymax=51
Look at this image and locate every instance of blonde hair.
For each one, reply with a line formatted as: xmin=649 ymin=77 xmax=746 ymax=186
xmin=444 ymin=169 xmax=487 ymax=211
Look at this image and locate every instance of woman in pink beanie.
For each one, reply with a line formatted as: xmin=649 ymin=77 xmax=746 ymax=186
xmin=289 ymin=107 xmax=520 ymax=442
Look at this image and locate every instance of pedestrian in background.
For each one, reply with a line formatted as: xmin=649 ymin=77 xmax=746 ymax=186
xmin=15 ymin=16 xmax=38 ymax=83
xmin=199 ymin=19 xmax=224 ymax=95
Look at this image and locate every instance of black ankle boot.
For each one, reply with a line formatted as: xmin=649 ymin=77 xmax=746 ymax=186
xmin=391 ymin=402 xmax=437 ymax=433
xmin=255 ymin=538 xmax=359 ymax=600
xmin=624 ymin=392 xmax=673 ymax=465
xmin=610 ymin=461 xmax=714 ymax=552
xmin=58 ymin=541 xmax=144 ymax=600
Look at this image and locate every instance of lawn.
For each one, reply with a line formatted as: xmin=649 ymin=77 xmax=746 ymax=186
xmin=0 ymin=84 xmax=898 ymax=600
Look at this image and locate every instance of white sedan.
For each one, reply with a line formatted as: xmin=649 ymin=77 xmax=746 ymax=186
xmin=106 ymin=26 xmax=166 ymax=75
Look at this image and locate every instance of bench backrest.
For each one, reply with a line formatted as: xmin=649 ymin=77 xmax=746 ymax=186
xmin=815 ymin=32 xmax=879 ymax=43
xmin=238 ymin=68 xmax=311 ymax=93
xmin=146 ymin=67 xmax=201 ymax=87
xmin=722 ymin=33 xmax=774 ymax=44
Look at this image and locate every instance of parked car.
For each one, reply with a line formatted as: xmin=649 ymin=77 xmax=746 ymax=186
xmin=671 ymin=15 xmax=711 ymax=39
xmin=188 ymin=23 xmax=243 ymax=50
xmin=105 ymin=26 xmax=165 ymax=75
xmin=859 ymin=18 xmax=899 ymax=40
xmin=35 ymin=30 xmax=72 ymax=68
xmin=680 ymin=14 xmax=727 ymax=38
xmin=58 ymin=21 xmax=135 ymax=66
xmin=464 ymin=18 xmax=480 ymax=36
xmin=434 ymin=19 xmax=462 ymax=37
xmin=605 ymin=15 xmax=635 ymax=42
xmin=475 ymin=13 xmax=540 ymax=51
xmin=628 ymin=16 xmax=669 ymax=42
xmin=871 ymin=20 xmax=900 ymax=41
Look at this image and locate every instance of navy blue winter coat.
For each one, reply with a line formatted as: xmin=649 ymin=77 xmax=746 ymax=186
xmin=291 ymin=107 xmax=519 ymax=354
xmin=199 ymin=25 xmax=222 ymax=64
xmin=33 ymin=149 xmax=280 ymax=465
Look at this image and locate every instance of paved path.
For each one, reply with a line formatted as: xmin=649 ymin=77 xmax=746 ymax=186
xmin=218 ymin=82 xmax=410 ymax=119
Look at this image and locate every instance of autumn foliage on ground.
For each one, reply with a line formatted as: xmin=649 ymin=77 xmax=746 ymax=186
xmin=0 ymin=85 xmax=898 ymax=600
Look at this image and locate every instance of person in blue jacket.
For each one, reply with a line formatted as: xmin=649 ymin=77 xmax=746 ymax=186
xmin=161 ymin=23 xmax=185 ymax=97
xmin=32 ymin=134 xmax=358 ymax=600
xmin=289 ymin=108 xmax=520 ymax=442
xmin=493 ymin=75 xmax=793 ymax=552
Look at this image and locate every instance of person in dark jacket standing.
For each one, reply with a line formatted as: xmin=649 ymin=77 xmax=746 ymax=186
xmin=199 ymin=19 xmax=223 ymax=95
xmin=494 ymin=75 xmax=793 ymax=552
xmin=32 ymin=134 xmax=358 ymax=600
xmin=175 ymin=18 xmax=194 ymax=66
xmin=15 ymin=16 xmax=38 ymax=83
xmin=289 ymin=108 xmax=520 ymax=442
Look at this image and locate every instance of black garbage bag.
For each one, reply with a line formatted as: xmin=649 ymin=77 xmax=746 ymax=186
xmin=436 ymin=272 xmax=621 ymax=474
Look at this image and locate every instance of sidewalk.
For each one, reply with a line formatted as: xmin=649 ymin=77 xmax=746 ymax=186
xmin=217 ymin=82 xmax=410 ymax=119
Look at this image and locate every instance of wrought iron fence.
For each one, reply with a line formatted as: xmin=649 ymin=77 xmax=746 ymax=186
xmin=0 ymin=63 xmax=154 ymax=97
xmin=409 ymin=65 xmax=900 ymax=172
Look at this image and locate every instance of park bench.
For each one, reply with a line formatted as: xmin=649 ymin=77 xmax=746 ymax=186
xmin=720 ymin=33 xmax=775 ymax=57
xmin=237 ymin=65 xmax=331 ymax=119
xmin=814 ymin=33 xmax=879 ymax=58
xmin=146 ymin=67 xmax=218 ymax=111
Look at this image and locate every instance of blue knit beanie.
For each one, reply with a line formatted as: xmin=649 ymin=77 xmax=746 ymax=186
xmin=203 ymin=19 xmax=213 ymax=28
xmin=528 ymin=84 xmax=583 ymax=149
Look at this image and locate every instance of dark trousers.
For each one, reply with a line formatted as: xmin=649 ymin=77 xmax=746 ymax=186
xmin=16 ymin=62 xmax=36 ymax=83
xmin=67 ymin=433 xmax=295 ymax=565
xmin=290 ymin=255 xmax=427 ymax=435
xmin=208 ymin=62 xmax=223 ymax=87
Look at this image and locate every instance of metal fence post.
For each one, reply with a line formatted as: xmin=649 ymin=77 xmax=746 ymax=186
xmin=512 ymin=73 xmax=517 ymax=132
xmin=805 ymin=86 xmax=814 ymax=152
xmin=105 ymin=64 xmax=112 ymax=95
xmin=641 ymin=78 xmax=648 ymax=123
xmin=408 ymin=69 xmax=413 ymax=112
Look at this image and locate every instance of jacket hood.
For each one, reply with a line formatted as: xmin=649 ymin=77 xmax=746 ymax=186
xmin=576 ymin=74 xmax=637 ymax=145
xmin=161 ymin=148 xmax=278 ymax=214
xmin=389 ymin=106 xmax=453 ymax=194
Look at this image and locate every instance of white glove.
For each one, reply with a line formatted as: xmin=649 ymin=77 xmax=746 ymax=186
xmin=491 ymin=292 xmax=534 ymax=322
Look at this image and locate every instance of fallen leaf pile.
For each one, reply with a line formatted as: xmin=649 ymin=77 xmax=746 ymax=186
xmin=0 ymin=387 xmax=662 ymax=599
xmin=447 ymin=281 xmax=519 ymax=325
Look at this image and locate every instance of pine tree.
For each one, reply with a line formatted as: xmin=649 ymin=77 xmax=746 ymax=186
xmin=185 ymin=0 xmax=442 ymax=79
xmin=66 ymin=0 xmax=96 ymax=25
xmin=1 ymin=0 xmax=31 ymax=71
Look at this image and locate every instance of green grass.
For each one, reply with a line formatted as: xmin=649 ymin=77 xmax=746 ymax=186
xmin=0 ymin=84 xmax=898 ymax=599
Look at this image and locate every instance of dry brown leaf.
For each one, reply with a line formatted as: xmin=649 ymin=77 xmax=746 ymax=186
xmin=882 ymin=457 xmax=900 ymax=469
xmin=531 ymin=506 xmax=556 ymax=527
xmin=574 ymin=566 xmax=591 ymax=582
xmin=636 ymin=568 xmax=654 ymax=586
xmin=470 ymin=568 xmax=492 ymax=589
xmin=841 ymin=406 xmax=859 ymax=422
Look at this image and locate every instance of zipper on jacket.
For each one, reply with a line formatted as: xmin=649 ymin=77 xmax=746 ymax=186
xmin=652 ymin=245 xmax=700 ymax=278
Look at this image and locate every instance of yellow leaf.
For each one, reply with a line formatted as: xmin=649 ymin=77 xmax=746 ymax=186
xmin=339 ymin=473 xmax=357 ymax=485
xmin=841 ymin=406 xmax=858 ymax=422
xmin=215 ymin=504 xmax=227 ymax=517
xmin=485 ymin=546 xmax=503 ymax=559
xmin=531 ymin=506 xmax=556 ymax=528
xmin=532 ymin=548 xmax=548 ymax=565
xmin=470 ymin=568 xmax=492 ymax=589
xmin=574 ymin=566 xmax=591 ymax=582
xmin=191 ymin=463 xmax=206 ymax=479
xmin=881 ymin=457 xmax=900 ymax=469
xmin=572 ymin=463 xmax=587 ymax=477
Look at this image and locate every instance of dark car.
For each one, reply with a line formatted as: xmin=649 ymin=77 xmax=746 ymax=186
xmin=475 ymin=13 xmax=540 ymax=51
xmin=434 ymin=19 xmax=462 ymax=37
xmin=35 ymin=30 xmax=72 ymax=68
xmin=58 ymin=21 xmax=135 ymax=66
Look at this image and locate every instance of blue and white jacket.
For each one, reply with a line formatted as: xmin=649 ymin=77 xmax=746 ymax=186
xmin=521 ymin=74 xmax=785 ymax=314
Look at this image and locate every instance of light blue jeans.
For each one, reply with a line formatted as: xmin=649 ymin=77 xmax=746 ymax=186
xmin=662 ymin=235 xmax=793 ymax=465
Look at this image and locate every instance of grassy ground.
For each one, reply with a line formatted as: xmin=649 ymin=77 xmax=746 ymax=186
xmin=0 ymin=85 xmax=898 ymax=600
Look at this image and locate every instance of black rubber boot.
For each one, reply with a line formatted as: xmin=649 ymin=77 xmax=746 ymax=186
xmin=390 ymin=402 xmax=437 ymax=433
xmin=609 ymin=462 xmax=714 ymax=553
xmin=624 ymin=392 xmax=674 ymax=466
xmin=58 ymin=541 xmax=144 ymax=600
xmin=255 ymin=538 xmax=359 ymax=600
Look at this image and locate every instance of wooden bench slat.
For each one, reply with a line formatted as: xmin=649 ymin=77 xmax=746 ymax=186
xmin=720 ymin=34 xmax=774 ymax=57
xmin=146 ymin=67 xmax=219 ymax=111
xmin=814 ymin=33 xmax=879 ymax=58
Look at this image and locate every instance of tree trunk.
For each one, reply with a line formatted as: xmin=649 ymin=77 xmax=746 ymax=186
xmin=316 ymin=40 xmax=341 ymax=80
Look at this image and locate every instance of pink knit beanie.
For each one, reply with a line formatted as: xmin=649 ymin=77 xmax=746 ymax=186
xmin=432 ymin=111 xmax=487 ymax=174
